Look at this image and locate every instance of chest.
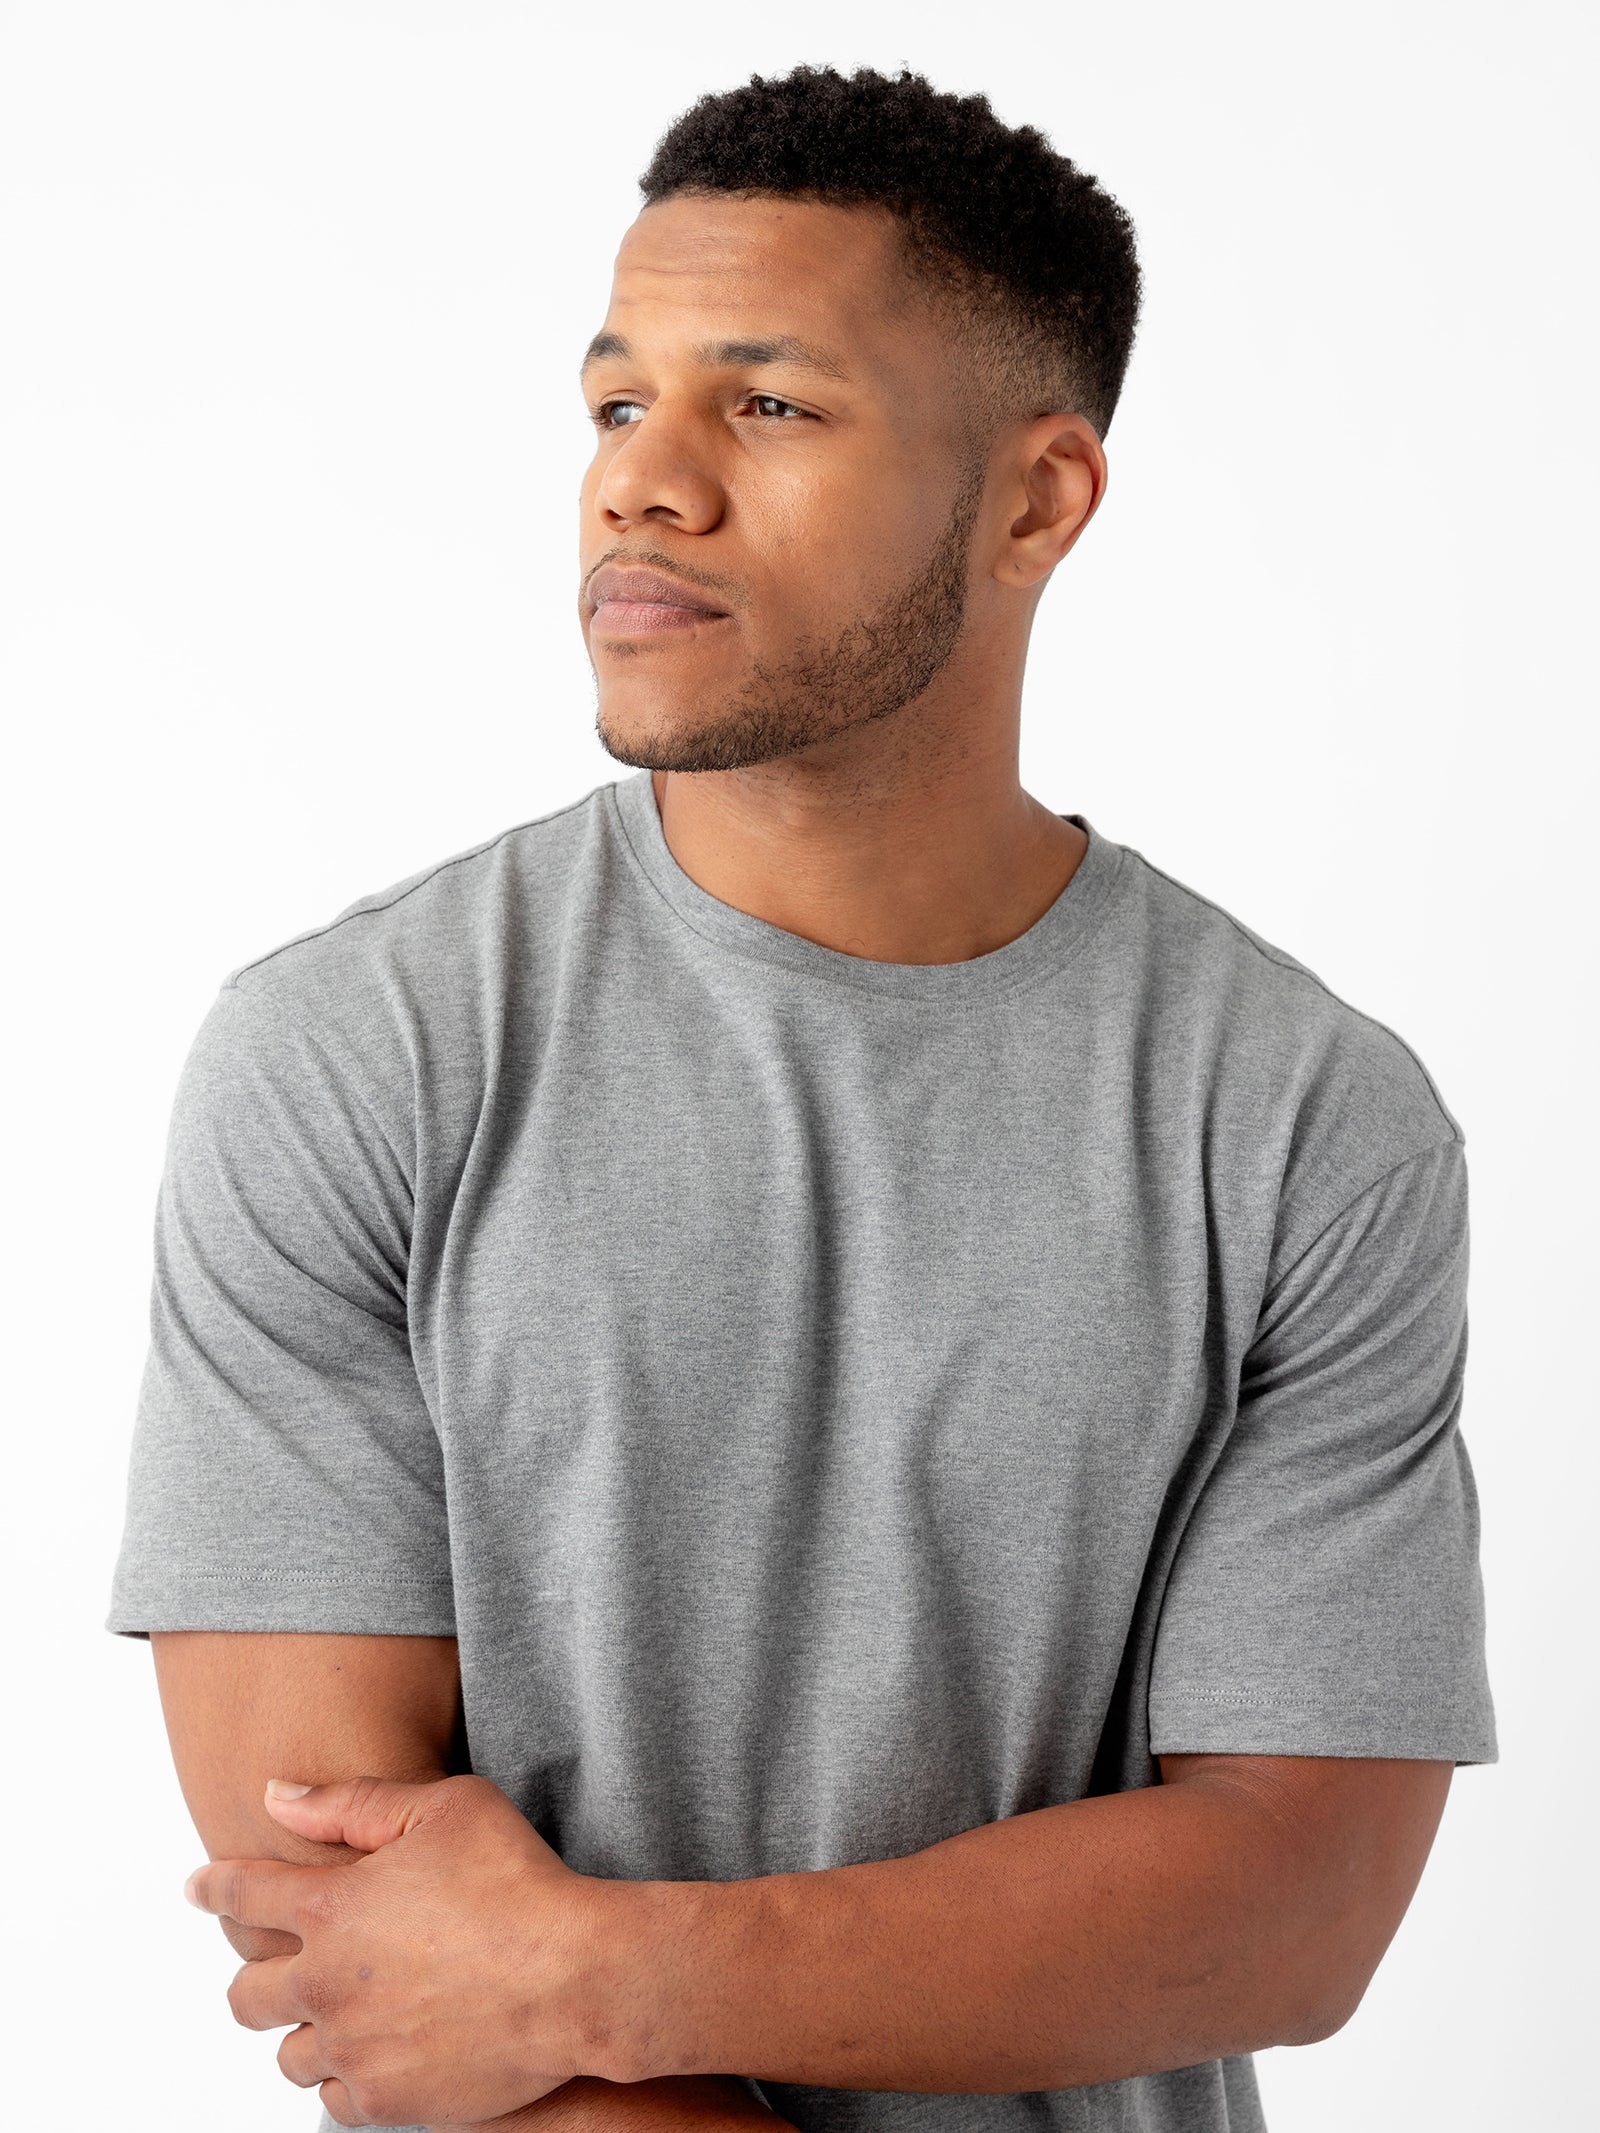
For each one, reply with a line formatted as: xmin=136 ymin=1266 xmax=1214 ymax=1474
xmin=414 ymin=1000 xmax=1237 ymax=1537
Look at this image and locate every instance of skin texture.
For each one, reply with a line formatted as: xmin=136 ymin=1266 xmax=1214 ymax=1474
xmin=155 ymin=193 xmax=1458 ymax=2129
xmin=153 ymin=1632 xmax=777 ymax=2129
xmin=178 ymin=1754 xmax=1454 ymax=2125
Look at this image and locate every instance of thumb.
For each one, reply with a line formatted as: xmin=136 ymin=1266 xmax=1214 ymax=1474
xmin=262 ymin=1772 xmax=448 ymax=1853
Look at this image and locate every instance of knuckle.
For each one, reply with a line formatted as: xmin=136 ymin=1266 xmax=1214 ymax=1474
xmin=353 ymin=2078 xmax=400 ymax=2126
xmin=319 ymin=2079 xmax=364 ymax=2126
xmin=295 ymin=1966 xmax=337 ymax=2021
xmin=414 ymin=1774 xmax=470 ymax=1832
xmin=439 ymin=1771 xmax=493 ymax=1820
xmin=334 ymin=2040 xmax=368 ymax=2083
xmin=218 ymin=1865 xmax=261 ymax=1926
xmin=335 ymin=2049 xmax=389 ymax=2121
xmin=296 ymin=1875 xmax=343 ymax=1930
xmin=344 ymin=1772 xmax=389 ymax=1821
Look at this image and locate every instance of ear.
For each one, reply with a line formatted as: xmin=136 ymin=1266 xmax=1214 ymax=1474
xmin=996 ymin=412 xmax=1107 ymax=589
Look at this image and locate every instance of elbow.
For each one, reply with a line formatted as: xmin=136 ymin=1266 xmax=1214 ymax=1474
xmin=1273 ymin=1971 xmax=1372 ymax=2049
xmin=1279 ymin=1999 xmax=1360 ymax=2048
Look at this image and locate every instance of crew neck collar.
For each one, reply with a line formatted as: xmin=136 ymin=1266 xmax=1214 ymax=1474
xmin=608 ymin=768 xmax=1124 ymax=1002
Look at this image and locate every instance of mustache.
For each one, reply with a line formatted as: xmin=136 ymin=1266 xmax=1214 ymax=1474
xmin=581 ymin=547 xmax=745 ymax=611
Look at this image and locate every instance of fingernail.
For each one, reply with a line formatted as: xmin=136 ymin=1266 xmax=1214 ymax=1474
xmin=183 ymin=1871 xmax=202 ymax=1907
xmin=266 ymin=1778 xmax=313 ymax=1799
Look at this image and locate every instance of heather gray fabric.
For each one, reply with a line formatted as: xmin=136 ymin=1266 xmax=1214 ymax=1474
xmin=108 ymin=770 xmax=1496 ymax=2133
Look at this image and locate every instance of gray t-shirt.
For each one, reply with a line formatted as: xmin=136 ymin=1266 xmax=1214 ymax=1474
xmin=109 ymin=770 xmax=1496 ymax=2133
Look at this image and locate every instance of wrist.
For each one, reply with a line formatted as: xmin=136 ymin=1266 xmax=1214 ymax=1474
xmin=587 ymin=1871 xmax=770 ymax=2087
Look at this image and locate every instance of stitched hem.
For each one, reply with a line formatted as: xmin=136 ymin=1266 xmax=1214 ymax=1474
xmin=105 ymin=1574 xmax=458 ymax=1640
xmin=152 ymin=1569 xmax=451 ymax=1586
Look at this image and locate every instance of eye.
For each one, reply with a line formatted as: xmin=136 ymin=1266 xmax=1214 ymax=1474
xmin=594 ymin=399 xmax=647 ymax=429
xmin=745 ymin=393 xmax=809 ymax=419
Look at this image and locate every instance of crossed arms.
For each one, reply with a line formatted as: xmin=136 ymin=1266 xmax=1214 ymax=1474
xmin=152 ymin=1630 xmax=1453 ymax=2130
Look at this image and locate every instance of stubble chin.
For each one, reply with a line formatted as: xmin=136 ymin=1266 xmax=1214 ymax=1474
xmin=593 ymin=685 xmax=849 ymax=775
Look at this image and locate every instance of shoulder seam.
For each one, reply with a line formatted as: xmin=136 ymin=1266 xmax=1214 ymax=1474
xmin=1260 ymin=1133 xmax=1466 ymax=1317
xmin=1123 ymin=847 xmax=1461 ymax=1138
xmin=228 ymin=784 xmax=609 ymax=984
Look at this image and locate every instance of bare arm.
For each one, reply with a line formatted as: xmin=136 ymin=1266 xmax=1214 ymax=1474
xmin=152 ymin=1631 xmax=465 ymax=1964
xmin=610 ymin=1751 xmax=1456 ymax=2093
xmin=151 ymin=1631 xmax=778 ymax=2125
xmin=188 ymin=1747 xmax=1454 ymax=2118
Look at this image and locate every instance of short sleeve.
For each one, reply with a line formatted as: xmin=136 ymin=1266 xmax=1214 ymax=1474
xmin=106 ymin=981 xmax=456 ymax=1637
xmin=1149 ymin=1136 xmax=1496 ymax=1764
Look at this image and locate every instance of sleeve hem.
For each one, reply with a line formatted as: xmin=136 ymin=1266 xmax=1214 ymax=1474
xmin=105 ymin=1574 xmax=457 ymax=1639
xmin=1150 ymin=1696 xmax=1498 ymax=1766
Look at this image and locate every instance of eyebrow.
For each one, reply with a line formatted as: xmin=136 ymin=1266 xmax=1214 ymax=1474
xmin=581 ymin=331 xmax=849 ymax=382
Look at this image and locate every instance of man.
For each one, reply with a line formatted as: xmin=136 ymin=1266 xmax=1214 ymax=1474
xmin=110 ymin=63 xmax=1495 ymax=2133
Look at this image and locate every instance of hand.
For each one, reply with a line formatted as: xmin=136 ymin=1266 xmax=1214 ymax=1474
xmin=431 ymin=2074 xmax=786 ymax=2130
xmin=184 ymin=1772 xmax=639 ymax=2128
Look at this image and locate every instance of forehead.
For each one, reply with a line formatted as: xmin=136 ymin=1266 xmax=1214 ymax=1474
xmin=601 ymin=195 xmax=923 ymax=358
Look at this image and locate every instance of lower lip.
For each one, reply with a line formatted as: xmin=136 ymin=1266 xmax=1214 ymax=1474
xmin=590 ymin=599 xmax=730 ymax=637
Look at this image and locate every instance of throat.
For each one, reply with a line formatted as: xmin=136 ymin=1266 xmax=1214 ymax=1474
xmin=650 ymin=770 xmax=1086 ymax=966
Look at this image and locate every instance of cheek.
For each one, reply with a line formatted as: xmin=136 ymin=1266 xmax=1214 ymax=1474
xmin=747 ymin=462 xmax=924 ymax=618
xmin=784 ymin=442 xmax=950 ymax=563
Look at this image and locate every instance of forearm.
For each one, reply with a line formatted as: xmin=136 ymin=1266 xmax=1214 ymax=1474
xmin=152 ymin=1631 xmax=466 ymax=1961
xmin=149 ymin=1638 xmax=784 ymax=2129
xmin=615 ymin=1764 xmax=1382 ymax=2094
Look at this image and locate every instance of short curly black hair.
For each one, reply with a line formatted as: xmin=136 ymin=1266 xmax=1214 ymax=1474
xmin=640 ymin=66 xmax=1141 ymax=438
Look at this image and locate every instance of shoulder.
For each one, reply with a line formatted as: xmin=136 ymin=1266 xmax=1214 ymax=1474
xmin=178 ymin=782 xmax=617 ymax=1150
xmin=225 ymin=782 xmax=612 ymax=1015
xmin=1102 ymin=832 xmax=1464 ymax=1261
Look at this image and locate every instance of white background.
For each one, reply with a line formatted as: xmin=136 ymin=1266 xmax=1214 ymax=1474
xmin=3 ymin=1 xmax=1594 ymax=2125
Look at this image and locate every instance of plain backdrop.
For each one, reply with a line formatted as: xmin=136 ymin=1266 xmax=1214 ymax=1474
xmin=2 ymin=1 xmax=1594 ymax=2125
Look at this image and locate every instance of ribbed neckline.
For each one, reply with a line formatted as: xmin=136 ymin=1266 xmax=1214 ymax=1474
xmin=608 ymin=767 xmax=1125 ymax=1002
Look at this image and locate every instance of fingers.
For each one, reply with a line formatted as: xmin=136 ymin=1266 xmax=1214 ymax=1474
xmin=268 ymin=2013 xmax=371 ymax=2126
xmin=218 ymin=1915 xmax=303 ymax=1963
xmin=225 ymin=1950 xmax=303 ymax=2034
xmin=274 ymin=2020 xmax=336 ymax=2092
xmin=184 ymin=1856 xmax=326 ymax=1933
xmin=317 ymin=2074 xmax=374 ymax=2127
xmin=262 ymin=1770 xmax=455 ymax=1854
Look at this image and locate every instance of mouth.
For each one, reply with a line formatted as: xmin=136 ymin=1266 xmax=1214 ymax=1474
xmin=585 ymin=563 xmax=733 ymax=639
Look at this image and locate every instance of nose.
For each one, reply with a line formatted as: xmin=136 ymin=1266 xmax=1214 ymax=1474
xmin=592 ymin=405 xmax=725 ymax=535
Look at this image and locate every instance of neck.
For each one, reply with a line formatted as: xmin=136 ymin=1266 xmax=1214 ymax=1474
xmin=647 ymin=659 xmax=1086 ymax=967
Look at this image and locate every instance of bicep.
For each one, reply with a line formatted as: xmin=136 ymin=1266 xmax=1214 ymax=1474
xmin=1157 ymin=1751 xmax=1454 ymax=2036
xmin=151 ymin=1630 xmax=463 ymax=1955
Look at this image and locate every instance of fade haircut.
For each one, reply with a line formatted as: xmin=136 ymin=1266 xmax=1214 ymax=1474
xmin=639 ymin=65 xmax=1142 ymax=439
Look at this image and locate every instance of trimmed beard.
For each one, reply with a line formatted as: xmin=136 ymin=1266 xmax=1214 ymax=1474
xmin=595 ymin=466 xmax=986 ymax=775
